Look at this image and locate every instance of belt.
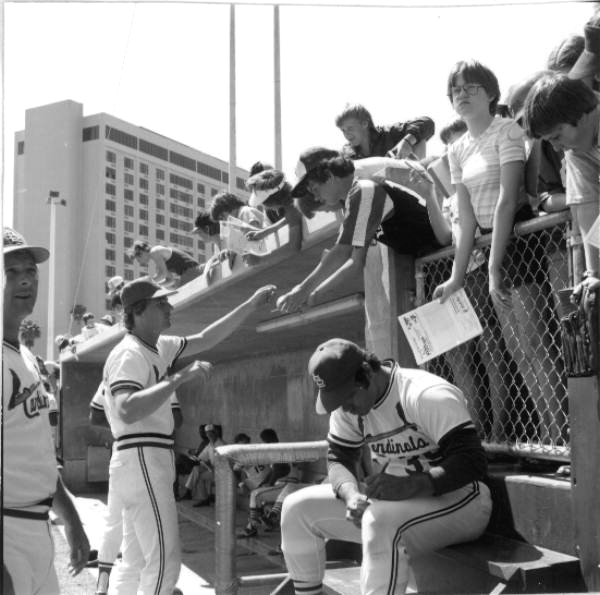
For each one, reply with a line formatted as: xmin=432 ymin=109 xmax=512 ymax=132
xmin=4 ymin=497 xmax=53 ymax=521
xmin=115 ymin=432 xmax=174 ymax=451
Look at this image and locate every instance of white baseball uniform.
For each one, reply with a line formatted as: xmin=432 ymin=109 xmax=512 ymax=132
xmin=281 ymin=361 xmax=492 ymax=595
xmin=3 ymin=340 xmax=60 ymax=595
xmin=102 ymin=332 xmax=186 ymax=595
xmin=89 ymin=383 xmax=181 ymax=589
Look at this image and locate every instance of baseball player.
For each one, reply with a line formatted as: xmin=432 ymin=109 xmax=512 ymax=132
xmin=2 ymin=227 xmax=90 ymax=594
xmin=281 ymin=338 xmax=492 ymax=595
xmin=89 ymin=383 xmax=183 ymax=594
xmin=101 ymin=277 xmax=275 ymax=595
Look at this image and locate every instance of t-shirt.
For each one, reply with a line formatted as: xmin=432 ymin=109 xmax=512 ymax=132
xmin=3 ymin=341 xmax=58 ymax=509
xmin=565 ymin=107 xmax=600 ymax=205
xmin=103 ymin=333 xmax=186 ymax=444
xmin=448 ymin=117 xmax=528 ymax=229
xmin=328 ymin=361 xmax=473 ymax=477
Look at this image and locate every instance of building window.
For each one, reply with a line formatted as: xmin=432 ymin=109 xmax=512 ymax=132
xmin=197 ymin=183 xmax=205 ymax=194
xmin=222 ymin=172 xmax=229 ymax=184
xmin=124 ymin=236 xmax=133 ymax=248
xmin=106 ymin=126 xmax=138 ymax=150
xmin=106 ymin=216 xmax=116 ymax=228
xmin=105 ymin=199 xmax=116 ymax=212
xmin=156 ymin=229 xmax=165 ymax=240
xmin=124 ymin=172 xmax=134 ymax=185
xmin=124 ymin=157 xmax=134 ymax=170
xmin=197 ymin=197 xmax=205 ymax=208
xmin=156 ymin=214 xmax=165 ymax=225
xmin=106 ymin=150 xmax=116 ymax=163
xmin=156 ymin=168 xmax=165 ymax=180
xmin=156 ymin=183 xmax=165 ymax=195
xmin=197 ymin=161 xmax=222 ymax=181
xmin=169 ymin=232 xmax=193 ymax=247
xmin=124 ymin=221 xmax=134 ymax=233
xmin=17 ymin=141 xmax=25 ymax=155
xmin=169 ymin=151 xmax=196 ymax=172
xmin=106 ymin=232 xmax=116 ymax=244
xmin=156 ymin=199 xmax=165 ymax=210
xmin=124 ymin=269 xmax=134 ymax=281
xmin=139 ymin=178 xmax=148 ymax=190
xmin=211 ymin=188 xmax=219 ymax=197
xmin=139 ymin=138 xmax=168 ymax=160
xmin=105 ymin=167 xmax=116 ymax=180
xmin=139 ymin=193 xmax=148 ymax=205
xmin=236 ymin=177 xmax=247 ymax=191
xmin=139 ymin=209 xmax=148 ymax=221
xmin=105 ymin=183 xmax=116 ymax=196
xmin=139 ymin=224 xmax=149 ymax=236
xmin=124 ymin=205 xmax=134 ymax=217
xmin=170 ymin=203 xmax=193 ymax=219
xmin=124 ymin=189 xmax=134 ymax=201
xmin=82 ymin=125 xmax=99 ymax=142
xmin=197 ymin=240 xmax=205 ymax=250
xmin=105 ymin=249 xmax=116 ymax=261
xmin=106 ymin=265 xmax=116 ymax=277
xmin=139 ymin=162 xmax=149 ymax=175
xmin=169 ymin=173 xmax=193 ymax=190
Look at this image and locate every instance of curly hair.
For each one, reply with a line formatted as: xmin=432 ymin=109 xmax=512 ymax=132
xmin=210 ymin=192 xmax=245 ymax=222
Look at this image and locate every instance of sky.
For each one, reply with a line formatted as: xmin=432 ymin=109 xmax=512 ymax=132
xmin=2 ymin=0 xmax=596 ymax=227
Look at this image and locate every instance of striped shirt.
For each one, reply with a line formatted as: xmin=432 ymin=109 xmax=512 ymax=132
xmin=448 ymin=117 xmax=527 ymax=229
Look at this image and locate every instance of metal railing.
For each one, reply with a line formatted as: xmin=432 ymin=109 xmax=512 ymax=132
xmin=415 ymin=211 xmax=574 ymax=462
xmin=213 ymin=441 xmax=328 ymax=595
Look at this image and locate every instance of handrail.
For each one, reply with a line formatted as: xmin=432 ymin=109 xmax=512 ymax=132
xmin=213 ymin=441 xmax=328 ymax=595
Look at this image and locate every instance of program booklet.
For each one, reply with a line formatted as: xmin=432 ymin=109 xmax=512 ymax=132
xmin=398 ymin=288 xmax=483 ymax=365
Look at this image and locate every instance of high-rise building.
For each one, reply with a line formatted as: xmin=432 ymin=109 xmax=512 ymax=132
xmin=13 ymin=100 xmax=249 ymax=358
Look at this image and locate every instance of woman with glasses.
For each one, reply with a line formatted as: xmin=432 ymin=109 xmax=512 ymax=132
xmin=433 ymin=60 xmax=566 ymax=446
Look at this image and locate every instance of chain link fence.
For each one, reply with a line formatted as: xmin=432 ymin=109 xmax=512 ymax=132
xmin=415 ymin=212 xmax=574 ymax=462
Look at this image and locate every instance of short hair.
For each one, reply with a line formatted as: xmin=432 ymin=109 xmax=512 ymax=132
xmin=523 ymin=73 xmax=598 ymax=138
xmin=305 ymin=155 xmax=355 ymax=186
xmin=234 ymin=432 xmax=251 ymax=444
xmin=210 ymin=192 xmax=245 ymax=221
xmin=82 ymin=312 xmax=94 ymax=323
xmin=248 ymin=161 xmax=274 ymax=177
xmin=123 ymin=299 xmax=150 ymax=331
xmin=547 ymin=34 xmax=585 ymax=73
xmin=447 ymin=60 xmax=501 ymax=115
xmin=335 ymin=103 xmax=375 ymax=130
xmin=194 ymin=210 xmax=220 ymax=236
xmin=259 ymin=428 xmax=279 ymax=443
xmin=439 ymin=119 xmax=468 ymax=145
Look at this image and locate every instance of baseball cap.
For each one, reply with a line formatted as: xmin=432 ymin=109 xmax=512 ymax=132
xmin=291 ymin=147 xmax=340 ymax=198
xmin=569 ymin=20 xmax=600 ymax=80
xmin=3 ymin=227 xmax=49 ymax=264
xmin=308 ymin=338 xmax=366 ymax=415
xmin=120 ymin=278 xmax=177 ymax=310
xmin=247 ymin=169 xmax=288 ymax=207
xmin=107 ymin=275 xmax=125 ymax=295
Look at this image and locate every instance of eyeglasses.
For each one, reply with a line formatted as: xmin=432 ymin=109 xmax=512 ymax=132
xmin=449 ymin=84 xmax=484 ymax=98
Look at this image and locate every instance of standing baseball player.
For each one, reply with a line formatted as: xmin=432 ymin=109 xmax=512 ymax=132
xmin=281 ymin=338 xmax=492 ymax=595
xmin=102 ymin=277 xmax=275 ymax=595
xmin=88 ymin=383 xmax=183 ymax=594
xmin=2 ymin=227 xmax=90 ymax=594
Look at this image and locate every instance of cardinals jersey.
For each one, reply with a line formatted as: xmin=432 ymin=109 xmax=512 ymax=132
xmin=103 ymin=333 xmax=186 ymax=449
xmin=328 ymin=361 xmax=474 ymax=477
xmin=2 ymin=341 xmax=58 ymax=509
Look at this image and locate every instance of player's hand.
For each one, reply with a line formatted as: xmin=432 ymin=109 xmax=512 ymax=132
xmin=365 ymin=472 xmax=433 ymax=501
xmin=249 ymin=284 xmax=277 ymax=308
xmin=386 ymin=138 xmax=413 ymax=160
xmin=432 ymin=278 xmax=463 ymax=303
xmin=489 ymin=269 xmax=512 ymax=310
xmin=276 ymin=285 xmax=310 ymax=313
xmin=64 ymin=519 xmax=90 ymax=576
xmin=181 ymin=360 xmax=212 ymax=383
xmin=344 ymin=492 xmax=371 ymax=528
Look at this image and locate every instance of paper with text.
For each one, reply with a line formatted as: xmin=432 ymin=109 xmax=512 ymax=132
xmin=398 ymin=288 xmax=483 ymax=365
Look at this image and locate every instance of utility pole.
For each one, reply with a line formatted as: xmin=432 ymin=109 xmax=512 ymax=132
xmin=46 ymin=191 xmax=66 ymax=360
xmin=229 ymin=3 xmax=236 ymax=193
xmin=274 ymin=5 xmax=282 ymax=170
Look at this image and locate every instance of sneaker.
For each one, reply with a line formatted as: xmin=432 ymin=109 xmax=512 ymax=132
xmin=238 ymin=524 xmax=258 ymax=538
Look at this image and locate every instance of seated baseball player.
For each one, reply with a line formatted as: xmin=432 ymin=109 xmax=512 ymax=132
xmin=280 ymin=338 xmax=492 ymax=595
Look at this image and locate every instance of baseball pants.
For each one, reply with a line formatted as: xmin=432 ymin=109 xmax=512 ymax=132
xmin=108 ymin=446 xmax=181 ymax=595
xmin=96 ymin=482 xmax=125 ymax=593
xmin=281 ymin=481 xmax=492 ymax=595
xmin=3 ymin=515 xmax=60 ymax=595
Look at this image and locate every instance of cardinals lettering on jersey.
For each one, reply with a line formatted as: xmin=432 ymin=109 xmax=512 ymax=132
xmin=7 ymin=368 xmax=49 ymax=418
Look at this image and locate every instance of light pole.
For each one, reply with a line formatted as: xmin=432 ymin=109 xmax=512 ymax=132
xmin=46 ymin=191 xmax=66 ymax=359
